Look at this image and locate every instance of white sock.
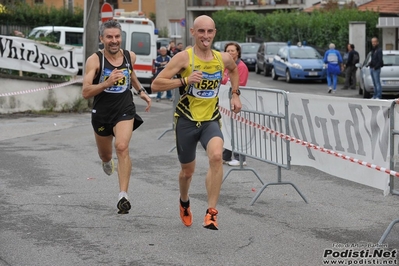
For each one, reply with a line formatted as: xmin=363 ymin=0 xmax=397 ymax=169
xmin=119 ymin=191 xmax=128 ymax=200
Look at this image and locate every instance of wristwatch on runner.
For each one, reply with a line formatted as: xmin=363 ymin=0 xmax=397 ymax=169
xmin=138 ymin=87 xmax=147 ymax=95
xmin=232 ymin=89 xmax=241 ymax=96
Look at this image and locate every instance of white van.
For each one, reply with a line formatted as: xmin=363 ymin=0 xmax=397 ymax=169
xmin=113 ymin=11 xmax=157 ymax=91
xmin=28 ymin=26 xmax=84 ymax=72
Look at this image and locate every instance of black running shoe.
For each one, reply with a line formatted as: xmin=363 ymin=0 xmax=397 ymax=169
xmin=117 ymin=197 xmax=131 ymax=214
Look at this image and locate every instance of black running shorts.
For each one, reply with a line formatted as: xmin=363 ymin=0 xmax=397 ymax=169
xmin=92 ymin=113 xmax=143 ymax=136
xmin=175 ymin=117 xmax=223 ymax=164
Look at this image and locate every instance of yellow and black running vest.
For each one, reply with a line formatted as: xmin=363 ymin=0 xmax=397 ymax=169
xmin=175 ymin=47 xmax=225 ymax=122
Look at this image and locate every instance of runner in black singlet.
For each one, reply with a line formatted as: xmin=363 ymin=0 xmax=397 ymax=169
xmin=82 ymin=20 xmax=151 ymax=214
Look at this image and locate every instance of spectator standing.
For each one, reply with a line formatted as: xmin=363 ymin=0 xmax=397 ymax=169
xmin=174 ymin=42 xmax=184 ymax=54
xmin=221 ymin=42 xmax=249 ymax=167
xmin=323 ymin=43 xmax=343 ymax=94
xmin=167 ymin=41 xmax=176 ymax=57
xmin=368 ymin=37 xmax=384 ymax=99
xmin=342 ymin=44 xmax=360 ymax=90
xmin=155 ymin=46 xmax=173 ymax=102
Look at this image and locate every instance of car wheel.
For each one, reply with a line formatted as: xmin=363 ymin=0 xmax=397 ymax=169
xmin=358 ymin=78 xmax=366 ymax=96
xmin=363 ymin=88 xmax=371 ymax=99
xmin=285 ymin=69 xmax=292 ymax=83
xmin=263 ymin=64 xmax=269 ymax=76
xmin=255 ymin=64 xmax=261 ymax=74
xmin=358 ymin=84 xmax=363 ymax=95
xmin=271 ymin=67 xmax=278 ymax=80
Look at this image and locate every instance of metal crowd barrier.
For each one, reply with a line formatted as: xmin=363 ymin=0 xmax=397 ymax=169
xmin=379 ymin=99 xmax=399 ymax=244
xmin=222 ymin=87 xmax=308 ymax=205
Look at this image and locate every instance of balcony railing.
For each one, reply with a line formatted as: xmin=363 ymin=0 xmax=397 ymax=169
xmin=188 ymin=0 xmax=305 ymax=7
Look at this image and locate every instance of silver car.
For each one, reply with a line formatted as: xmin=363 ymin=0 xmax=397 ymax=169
xmin=358 ymin=50 xmax=399 ymax=98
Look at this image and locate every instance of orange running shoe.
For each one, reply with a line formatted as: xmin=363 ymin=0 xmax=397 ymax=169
xmin=203 ymin=208 xmax=218 ymax=230
xmin=179 ymin=199 xmax=193 ymax=227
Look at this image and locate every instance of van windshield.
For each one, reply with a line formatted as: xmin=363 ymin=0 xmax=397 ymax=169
xmin=45 ymin=31 xmax=61 ymax=43
xmin=28 ymin=29 xmax=60 ymax=44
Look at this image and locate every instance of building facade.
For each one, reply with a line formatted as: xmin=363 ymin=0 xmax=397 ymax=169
xmin=21 ymin=0 xmax=155 ymax=17
xmin=357 ymin=0 xmax=399 ymax=51
xmin=155 ymin=0 xmax=340 ymax=47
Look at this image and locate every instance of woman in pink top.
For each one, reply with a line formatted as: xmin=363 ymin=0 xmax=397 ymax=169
xmin=221 ymin=42 xmax=249 ymax=166
xmin=221 ymin=43 xmax=249 ymax=86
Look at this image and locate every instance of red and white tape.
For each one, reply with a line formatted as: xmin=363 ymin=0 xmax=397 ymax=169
xmin=220 ymin=106 xmax=399 ymax=178
xmin=0 ymin=77 xmax=83 ymax=97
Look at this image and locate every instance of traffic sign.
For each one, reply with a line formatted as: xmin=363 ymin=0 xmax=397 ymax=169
xmin=101 ymin=3 xmax=113 ymax=23
xmin=180 ymin=18 xmax=186 ymax=27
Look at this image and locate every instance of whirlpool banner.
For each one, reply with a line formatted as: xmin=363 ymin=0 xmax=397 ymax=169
xmin=0 ymin=35 xmax=79 ymax=76
xmin=219 ymin=85 xmax=394 ymax=195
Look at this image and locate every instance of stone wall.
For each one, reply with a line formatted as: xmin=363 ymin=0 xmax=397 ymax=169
xmin=0 ymin=76 xmax=84 ymax=114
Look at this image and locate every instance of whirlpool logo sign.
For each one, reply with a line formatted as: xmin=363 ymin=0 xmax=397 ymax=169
xmin=0 ymin=35 xmax=79 ymax=76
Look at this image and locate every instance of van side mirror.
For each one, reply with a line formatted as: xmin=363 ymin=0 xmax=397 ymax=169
xmin=156 ymin=42 xmax=161 ymax=50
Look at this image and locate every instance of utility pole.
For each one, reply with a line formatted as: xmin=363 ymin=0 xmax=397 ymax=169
xmin=83 ymin=0 xmax=100 ymax=75
xmin=68 ymin=0 xmax=73 ymax=13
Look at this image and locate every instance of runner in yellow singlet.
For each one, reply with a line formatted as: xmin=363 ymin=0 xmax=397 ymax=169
xmin=152 ymin=15 xmax=242 ymax=230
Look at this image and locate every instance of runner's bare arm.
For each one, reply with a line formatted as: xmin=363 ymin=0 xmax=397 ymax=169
xmin=221 ymin=52 xmax=239 ymax=92
xmin=129 ymin=51 xmax=151 ymax=112
xmin=151 ymin=51 xmax=189 ymax=92
xmin=82 ymin=53 xmax=124 ymax=99
xmin=221 ymin=52 xmax=242 ymax=113
xmin=128 ymin=52 xmax=141 ymax=91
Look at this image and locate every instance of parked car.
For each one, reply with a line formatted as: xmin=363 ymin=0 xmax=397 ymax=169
xmin=28 ymin=26 xmax=84 ymax=71
xmin=239 ymin=42 xmax=260 ymax=71
xmin=212 ymin=40 xmax=235 ymax=52
xmin=255 ymin=42 xmax=286 ymax=76
xmin=357 ymin=50 xmax=399 ymax=98
xmin=271 ymin=43 xmax=326 ymax=83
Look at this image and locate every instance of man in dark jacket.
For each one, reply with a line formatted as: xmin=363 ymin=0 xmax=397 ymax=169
xmin=368 ymin=37 xmax=383 ymax=99
xmin=342 ymin=44 xmax=360 ymax=90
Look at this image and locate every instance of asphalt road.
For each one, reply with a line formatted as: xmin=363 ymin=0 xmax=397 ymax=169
xmin=247 ymin=71 xmax=362 ymax=98
xmin=247 ymin=71 xmax=399 ymax=100
xmin=1 ymin=85 xmax=399 ymax=266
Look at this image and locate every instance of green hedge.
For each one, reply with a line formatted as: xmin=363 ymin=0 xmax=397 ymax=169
xmin=213 ymin=8 xmax=379 ymax=50
xmin=0 ymin=3 xmax=83 ymax=80
xmin=0 ymin=2 xmax=83 ymax=28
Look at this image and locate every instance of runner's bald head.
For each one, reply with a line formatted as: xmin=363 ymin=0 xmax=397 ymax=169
xmin=193 ymin=15 xmax=215 ymax=30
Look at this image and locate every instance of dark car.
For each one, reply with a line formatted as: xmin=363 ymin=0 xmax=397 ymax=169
xmin=239 ymin=42 xmax=260 ymax=71
xmin=212 ymin=40 xmax=235 ymax=52
xmin=255 ymin=42 xmax=286 ymax=76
